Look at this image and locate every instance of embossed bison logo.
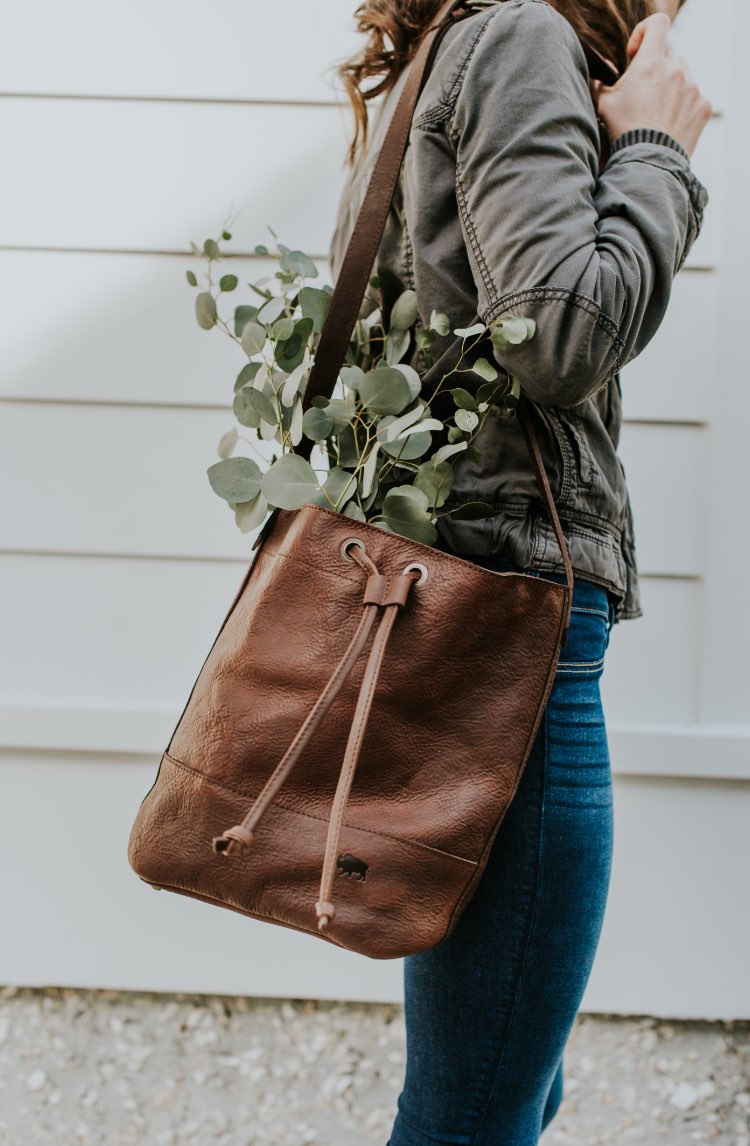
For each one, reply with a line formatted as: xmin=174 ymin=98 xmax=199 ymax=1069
xmin=337 ymin=853 xmax=368 ymax=881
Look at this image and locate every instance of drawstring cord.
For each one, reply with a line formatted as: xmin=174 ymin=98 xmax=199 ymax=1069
xmin=212 ymin=539 xmax=422 ymax=934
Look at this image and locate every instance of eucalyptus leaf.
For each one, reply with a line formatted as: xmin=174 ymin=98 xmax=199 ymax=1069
xmin=450 ymin=388 xmax=478 ymax=411
xmin=234 ymin=361 xmax=262 ymax=393
xmin=289 ymin=398 xmax=304 ymax=447
xmin=390 ymin=289 xmax=419 ymax=330
xmin=455 ymin=409 xmax=479 ymax=433
xmin=261 ymin=454 xmax=320 ymax=510
xmin=385 ymin=327 xmax=411 ymax=365
xmin=207 ymin=456 xmax=262 ymax=503
xmin=299 ymin=286 xmax=331 ymax=333
xmin=447 ymin=501 xmax=496 ymax=521
xmin=195 ymin=292 xmax=217 ymax=331
xmin=302 ymin=407 xmax=333 ymax=441
xmin=391 ymin=363 xmax=422 ymax=401
xmin=385 ymin=403 xmax=426 ymax=442
xmin=361 ymin=442 xmax=381 ymax=498
xmin=254 ymin=244 xmax=269 ymax=256
xmin=220 ymin=274 xmax=238 ymax=292
xmin=241 ymin=321 xmax=266 ymax=357
xmin=334 ymin=424 xmax=360 ymax=467
xmin=233 ymin=386 xmax=262 ymax=429
xmin=398 ymin=418 xmax=443 ymax=439
xmin=359 ymin=366 xmax=412 ymax=416
xmin=217 ymin=428 xmax=238 ymax=459
xmin=342 ymin=500 xmax=366 ymax=522
xmin=454 ymin=323 xmax=485 ymax=339
xmin=275 ymin=317 xmax=313 ymax=372
xmin=382 ymin=486 xmax=437 ymax=545
xmin=272 ymin=316 xmax=295 ymax=341
xmin=235 ymin=492 xmax=268 ymax=534
xmin=246 ymin=388 xmax=278 ymax=425
xmin=278 ymin=246 xmax=318 ymax=278
xmin=203 ymin=238 xmax=220 ymax=259
xmin=322 ymin=466 xmax=357 ymax=509
xmin=430 ymin=310 xmax=451 ymax=336
xmin=280 ymin=358 xmax=312 ymax=408
xmin=340 ymin=365 xmax=365 ymax=392
xmin=473 ymin=356 xmax=498 ymax=382
xmin=416 ymin=328 xmax=436 ymax=350
xmin=186 ymin=270 xmax=198 ymax=287
xmin=413 ymin=459 xmax=453 ymax=509
xmin=234 ymin=305 xmax=259 ymax=337
xmin=377 ymin=417 xmax=433 ymax=461
xmin=432 ymin=441 xmax=468 ymax=464
xmin=260 ymin=418 xmax=279 ymax=442
xmin=257 ymin=295 xmax=286 ymax=326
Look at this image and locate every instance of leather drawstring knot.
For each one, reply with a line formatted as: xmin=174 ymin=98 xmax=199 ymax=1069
xmin=212 ymin=539 xmax=423 ymax=936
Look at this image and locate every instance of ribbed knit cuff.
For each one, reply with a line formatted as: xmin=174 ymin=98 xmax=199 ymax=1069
xmin=609 ymin=127 xmax=691 ymax=164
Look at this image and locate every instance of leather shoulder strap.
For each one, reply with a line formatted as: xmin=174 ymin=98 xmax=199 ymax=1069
xmin=298 ymin=0 xmax=467 ymax=435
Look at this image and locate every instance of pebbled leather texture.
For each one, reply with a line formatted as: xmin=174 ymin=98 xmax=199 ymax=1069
xmin=127 ymin=503 xmax=568 ymax=959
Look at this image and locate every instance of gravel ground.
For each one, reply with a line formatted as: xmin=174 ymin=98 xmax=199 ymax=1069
xmin=0 ymin=986 xmax=748 ymax=1145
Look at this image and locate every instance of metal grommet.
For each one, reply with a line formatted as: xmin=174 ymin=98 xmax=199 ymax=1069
xmin=341 ymin=536 xmax=366 ymax=563
xmin=403 ymin=561 xmax=429 ymax=586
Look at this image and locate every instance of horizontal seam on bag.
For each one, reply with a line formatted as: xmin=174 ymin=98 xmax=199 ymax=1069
xmin=162 ymin=752 xmax=478 ymax=867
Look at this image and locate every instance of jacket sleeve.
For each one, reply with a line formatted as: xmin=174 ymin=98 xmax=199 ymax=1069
xmin=449 ymin=0 xmax=709 ymax=408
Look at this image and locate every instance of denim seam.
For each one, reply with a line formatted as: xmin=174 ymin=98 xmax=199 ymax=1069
xmin=469 ymin=706 xmax=549 ymax=1145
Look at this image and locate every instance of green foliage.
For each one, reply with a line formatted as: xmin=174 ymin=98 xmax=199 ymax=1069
xmin=186 ymin=231 xmax=538 ymax=542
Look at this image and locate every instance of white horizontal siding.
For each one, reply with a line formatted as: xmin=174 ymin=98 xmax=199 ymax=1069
xmin=0 ymin=0 xmax=728 ymax=112
xmin=0 ymin=98 xmax=720 ymax=267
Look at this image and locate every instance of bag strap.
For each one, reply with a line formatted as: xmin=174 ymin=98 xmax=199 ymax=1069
xmin=293 ymin=0 xmax=572 ymax=620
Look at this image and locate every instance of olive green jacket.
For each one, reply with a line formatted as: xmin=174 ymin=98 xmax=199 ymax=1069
xmin=329 ymin=0 xmax=709 ymax=621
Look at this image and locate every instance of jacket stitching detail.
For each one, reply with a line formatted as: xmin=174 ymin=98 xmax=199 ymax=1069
xmin=412 ymin=6 xmax=496 ymax=131
xmin=484 ymin=286 xmax=625 ymax=352
xmin=454 ymin=159 xmax=496 ymax=311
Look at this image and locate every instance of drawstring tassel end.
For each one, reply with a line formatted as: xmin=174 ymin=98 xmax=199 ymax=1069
xmin=212 ymin=824 xmax=255 ymax=856
xmin=315 ymin=900 xmax=336 ymax=932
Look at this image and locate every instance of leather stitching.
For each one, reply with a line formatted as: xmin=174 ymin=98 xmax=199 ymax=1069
xmin=163 ymin=752 xmax=478 ymax=867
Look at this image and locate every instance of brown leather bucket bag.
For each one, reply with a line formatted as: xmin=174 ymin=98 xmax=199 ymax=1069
xmin=127 ymin=0 xmax=574 ymax=961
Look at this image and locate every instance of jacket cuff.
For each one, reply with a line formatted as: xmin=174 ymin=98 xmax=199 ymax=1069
xmin=609 ymin=127 xmax=690 ymax=163
xmin=606 ymin=128 xmax=709 ymax=259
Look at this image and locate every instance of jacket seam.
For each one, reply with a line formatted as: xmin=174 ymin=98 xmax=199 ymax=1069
xmin=483 ymin=285 xmax=625 ymax=354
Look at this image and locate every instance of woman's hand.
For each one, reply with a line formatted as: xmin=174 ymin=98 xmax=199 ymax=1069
xmin=592 ymin=12 xmax=712 ymax=156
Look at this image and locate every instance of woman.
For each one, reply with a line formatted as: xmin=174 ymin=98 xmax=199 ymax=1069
xmin=329 ymin=1 xmax=710 ymax=1142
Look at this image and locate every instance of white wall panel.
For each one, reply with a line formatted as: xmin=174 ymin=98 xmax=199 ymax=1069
xmin=0 ymin=0 xmax=726 ymax=114
xmin=0 ymin=1 xmax=360 ymax=104
xmin=0 ymin=554 xmax=248 ymax=713
xmin=619 ymin=270 xmax=716 ymax=425
xmin=0 ymin=403 xmax=265 ymax=560
xmin=0 ymin=99 xmax=350 ymax=255
xmin=0 ymin=252 xmax=333 ymax=407
xmin=602 ymin=578 xmax=700 ymax=726
xmin=618 ymin=423 xmax=709 ymax=577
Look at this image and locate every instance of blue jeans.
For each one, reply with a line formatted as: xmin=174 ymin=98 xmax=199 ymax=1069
xmin=387 ymin=556 xmax=617 ymax=1146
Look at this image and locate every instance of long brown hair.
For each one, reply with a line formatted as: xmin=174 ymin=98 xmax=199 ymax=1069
xmin=337 ymin=0 xmax=667 ymax=166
